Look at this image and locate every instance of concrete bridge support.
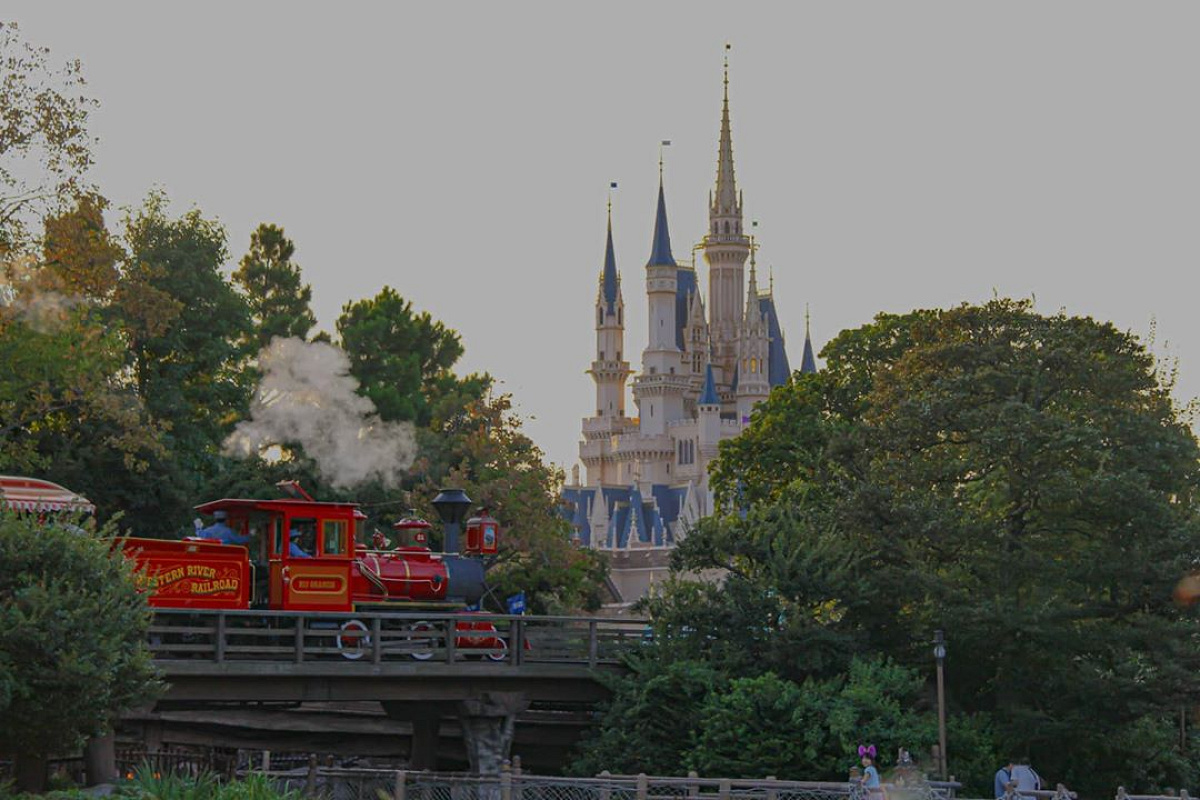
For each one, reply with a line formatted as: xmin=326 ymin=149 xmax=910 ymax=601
xmin=457 ymin=693 xmax=529 ymax=775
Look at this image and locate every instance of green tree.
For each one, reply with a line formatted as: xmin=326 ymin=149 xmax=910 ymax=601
xmin=113 ymin=191 xmax=253 ymax=529
xmin=649 ymin=298 xmax=1200 ymax=795
xmin=233 ymin=223 xmax=316 ymax=350
xmin=569 ymin=657 xmax=724 ymax=777
xmin=0 ymin=21 xmax=96 ymax=250
xmin=411 ymin=392 xmax=609 ymax=614
xmin=0 ymin=199 xmax=165 ymax=485
xmin=0 ymin=513 xmax=160 ymax=792
xmin=336 ymin=286 xmax=472 ymax=426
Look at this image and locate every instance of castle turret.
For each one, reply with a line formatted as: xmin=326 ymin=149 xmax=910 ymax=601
xmin=800 ymin=307 xmax=818 ymax=374
xmin=589 ymin=203 xmax=632 ymax=419
xmin=700 ymin=55 xmax=751 ymax=386
xmin=736 ymin=248 xmax=770 ymax=423
xmin=633 ymin=170 xmax=688 ymax=438
xmin=581 ymin=202 xmax=635 ymax=486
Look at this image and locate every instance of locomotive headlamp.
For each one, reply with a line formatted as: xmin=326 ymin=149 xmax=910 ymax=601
xmin=432 ymin=488 xmax=472 ymax=554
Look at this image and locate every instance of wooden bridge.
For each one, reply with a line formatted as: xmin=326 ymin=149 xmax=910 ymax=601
xmin=139 ymin=610 xmax=647 ymax=772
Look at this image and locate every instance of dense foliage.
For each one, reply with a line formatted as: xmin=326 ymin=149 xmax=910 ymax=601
xmin=578 ymin=299 xmax=1200 ymax=797
xmin=0 ymin=514 xmax=161 ymax=791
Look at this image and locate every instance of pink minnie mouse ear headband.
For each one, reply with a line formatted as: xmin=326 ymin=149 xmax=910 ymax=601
xmin=858 ymin=745 xmax=877 ymax=758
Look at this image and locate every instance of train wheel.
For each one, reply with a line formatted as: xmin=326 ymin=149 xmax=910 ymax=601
xmin=337 ymin=619 xmax=370 ymax=660
xmin=485 ymin=637 xmax=509 ymax=662
xmin=409 ymin=621 xmax=435 ymax=661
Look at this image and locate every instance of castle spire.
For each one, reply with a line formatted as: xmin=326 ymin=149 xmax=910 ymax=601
xmin=713 ymin=46 xmax=739 ymax=218
xmin=647 ymin=172 xmax=676 ymax=267
xmin=800 ymin=306 xmax=818 ymax=374
xmin=601 ymin=198 xmax=619 ymax=313
xmin=745 ymin=238 xmax=760 ymax=320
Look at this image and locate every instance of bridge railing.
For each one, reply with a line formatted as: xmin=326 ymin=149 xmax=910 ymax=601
xmin=149 ymin=609 xmax=649 ymax=667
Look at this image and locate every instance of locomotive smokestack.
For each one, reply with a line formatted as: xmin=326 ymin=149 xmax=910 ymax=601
xmin=431 ymin=488 xmax=471 ymax=554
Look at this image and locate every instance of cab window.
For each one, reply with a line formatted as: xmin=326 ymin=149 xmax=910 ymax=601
xmin=271 ymin=516 xmax=282 ymax=556
xmin=321 ymin=520 xmax=348 ymax=556
xmin=289 ymin=518 xmax=317 ymax=557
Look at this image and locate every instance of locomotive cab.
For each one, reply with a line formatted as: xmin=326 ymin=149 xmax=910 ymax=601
xmin=194 ymin=497 xmax=360 ymax=612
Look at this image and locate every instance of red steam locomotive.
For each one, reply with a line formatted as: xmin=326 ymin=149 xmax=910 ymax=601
xmin=123 ymin=483 xmax=497 ymax=614
xmin=1 ymin=476 xmax=510 ymax=659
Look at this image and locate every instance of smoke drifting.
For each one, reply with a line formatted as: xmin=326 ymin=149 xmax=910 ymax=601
xmin=225 ymin=337 xmax=418 ymax=489
xmin=0 ymin=254 xmax=80 ymax=332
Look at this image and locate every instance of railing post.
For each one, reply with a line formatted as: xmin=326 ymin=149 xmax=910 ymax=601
xmin=393 ymin=770 xmax=406 ymax=800
xmin=444 ymin=618 xmax=456 ymax=663
xmin=599 ymin=771 xmax=612 ymax=800
xmin=262 ymin=750 xmax=270 ymax=773
xmin=637 ymin=773 xmax=648 ymax=800
xmin=305 ymin=754 xmax=317 ymax=797
xmin=215 ymin=612 xmax=226 ymax=664
xmin=588 ymin=620 xmax=598 ymax=667
xmin=687 ymin=771 xmax=700 ymax=800
xmin=765 ymin=776 xmax=778 ymax=800
xmin=718 ymin=778 xmax=731 ymax=800
xmin=372 ymin=617 xmax=383 ymax=665
xmin=501 ymin=761 xmax=513 ymax=800
xmin=1116 ymin=786 xmax=1127 ymax=800
xmin=295 ymin=616 xmax=306 ymax=663
xmin=513 ymin=618 xmax=525 ymax=666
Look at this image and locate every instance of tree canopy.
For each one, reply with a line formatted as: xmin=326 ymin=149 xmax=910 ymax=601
xmin=583 ymin=299 xmax=1200 ymax=796
xmin=0 ymin=513 xmax=160 ymax=791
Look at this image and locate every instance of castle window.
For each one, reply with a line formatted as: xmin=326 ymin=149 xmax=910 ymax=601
xmin=618 ymin=308 xmax=622 ymax=325
xmin=724 ymin=221 xmax=730 ymax=234
xmin=598 ymin=308 xmax=603 ymax=326
xmin=600 ymin=350 xmax=605 ymax=360
xmin=751 ymin=357 xmax=758 ymax=373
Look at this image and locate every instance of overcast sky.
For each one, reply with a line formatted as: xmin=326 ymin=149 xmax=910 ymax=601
xmin=9 ymin=3 xmax=1200 ymax=472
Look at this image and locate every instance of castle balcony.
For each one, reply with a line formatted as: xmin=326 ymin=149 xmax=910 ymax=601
xmin=612 ymin=433 xmax=674 ymax=459
xmin=582 ymin=416 xmax=637 ymax=437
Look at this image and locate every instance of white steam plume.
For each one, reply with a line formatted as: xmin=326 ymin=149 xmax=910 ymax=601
xmin=0 ymin=254 xmax=81 ymax=333
xmin=225 ymin=337 xmax=418 ymax=489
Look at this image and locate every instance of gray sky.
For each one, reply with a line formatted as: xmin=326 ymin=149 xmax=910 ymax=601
xmin=9 ymin=2 xmax=1200 ymax=472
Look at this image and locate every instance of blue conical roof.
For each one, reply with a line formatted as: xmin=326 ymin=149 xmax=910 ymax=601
xmin=800 ymin=330 xmax=817 ymax=374
xmin=699 ymin=363 xmax=719 ymax=406
xmin=647 ymin=179 xmax=676 ymax=267
xmin=602 ymin=214 xmax=618 ymax=314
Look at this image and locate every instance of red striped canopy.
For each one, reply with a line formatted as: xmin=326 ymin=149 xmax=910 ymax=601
xmin=0 ymin=476 xmax=95 ymax=514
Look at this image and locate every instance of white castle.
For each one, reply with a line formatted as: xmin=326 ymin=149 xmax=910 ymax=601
xmin=562 ymin=59 xmax=817 ymax=607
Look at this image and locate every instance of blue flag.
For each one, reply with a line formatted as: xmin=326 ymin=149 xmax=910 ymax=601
xmin=506 ymin=592 xmax=527 ymax=615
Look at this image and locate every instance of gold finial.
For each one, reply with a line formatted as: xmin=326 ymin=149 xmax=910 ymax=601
xmin=659 ymin=140 xmax=671 ymax=182
xmin=805 ymin=303 xmax=811 ymax=335
xmin=770 ymin=264 xmax=775 ymax=294
xmin=724 ymin=43 xmax=731 ymax=102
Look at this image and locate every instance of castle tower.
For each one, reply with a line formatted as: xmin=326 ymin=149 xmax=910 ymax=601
xmin=632 ymin=171 xmax=687 ymax=438
xmin=700 ymin=55 xmax=751 ymax=387
xmin=581 ymin=202 xmax=634 ymax=485
xmin=590 ymin=202 xmax=632 ymax=419
xmin=735 ymin=247 xmax=771 ymax=423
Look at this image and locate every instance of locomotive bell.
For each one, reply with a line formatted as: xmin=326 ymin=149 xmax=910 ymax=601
xmin=431 ymin=488 xmax=471 ymax=554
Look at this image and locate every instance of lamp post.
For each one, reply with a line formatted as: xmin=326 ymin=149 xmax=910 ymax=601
xmin=933 ymin=629 xmax=948 ymax=780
